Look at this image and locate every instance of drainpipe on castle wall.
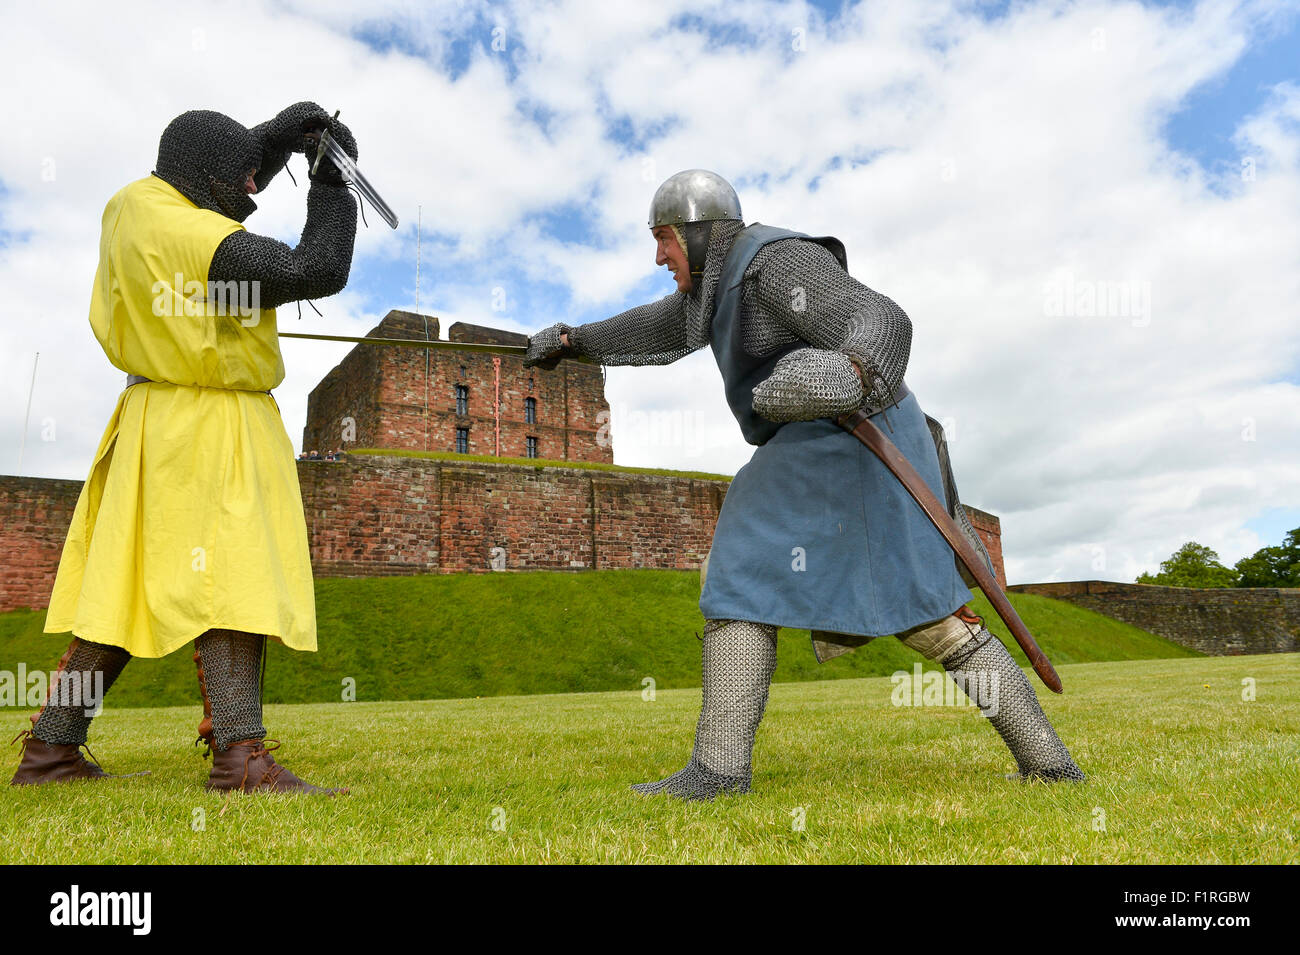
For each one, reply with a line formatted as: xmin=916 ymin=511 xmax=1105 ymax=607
xmin=493 ymin=356 xmax=501 ymax=456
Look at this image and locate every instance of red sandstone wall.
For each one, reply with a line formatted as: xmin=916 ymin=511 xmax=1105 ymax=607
xmin=1007 ymin=580 xmax=1298 ymax=656
xmin=965 ymin=506 xmax=1006 ymax=589
xmin=0 ymin=462 xmax=1008 ymax=612
xmin=295 ymin=456 xmax=439 ymax=575
xmin=592 ymin=476 xmax=723 ymax=569
xmin=0 ymin=477 xmax=83 ymax=612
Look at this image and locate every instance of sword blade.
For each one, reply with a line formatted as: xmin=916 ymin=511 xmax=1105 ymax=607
xmin=837 ymin=408 xmax=1064 ymax=693
xmin=320 ymin=130 xmax=400 ymax=230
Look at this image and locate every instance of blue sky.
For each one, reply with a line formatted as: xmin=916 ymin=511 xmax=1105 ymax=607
xmin=1 ymin=0 xmax=1297 ymax=583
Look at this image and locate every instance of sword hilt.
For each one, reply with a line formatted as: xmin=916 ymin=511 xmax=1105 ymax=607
xmin=309 ymin=109 xmax=341 ymax=178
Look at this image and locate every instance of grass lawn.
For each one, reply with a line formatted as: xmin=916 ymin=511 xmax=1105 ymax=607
xmin=0 ymin=571 xmax=1200 ymax=708
xmin=2 ymin=653 xmax=1293 ymax=864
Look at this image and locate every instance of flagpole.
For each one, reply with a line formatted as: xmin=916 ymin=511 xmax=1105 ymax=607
xmin=17 ymin=352 xmax=38 ymax=476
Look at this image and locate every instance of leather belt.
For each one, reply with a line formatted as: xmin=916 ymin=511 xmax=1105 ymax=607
xmin=863 ymin=379 xmax=910 ymax=417
xmin=124 ymin=374 xmax=271 ymax=396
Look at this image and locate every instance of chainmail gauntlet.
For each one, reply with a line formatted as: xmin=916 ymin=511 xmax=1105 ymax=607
xmin=743 ymin=238 xmax=912 ymax=406
xmin=208 ymin=182 xmax=357 ymax=309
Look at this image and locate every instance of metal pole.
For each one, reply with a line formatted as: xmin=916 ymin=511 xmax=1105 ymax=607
xmin=17 ymin=352 xmax=38 ymax=476
xmin=493 ymin=356 xmax=501 ymax=457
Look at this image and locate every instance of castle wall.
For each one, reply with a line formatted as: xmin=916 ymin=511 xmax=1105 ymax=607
xmin=0 ymin=458 xmax=1007 ymax=613
xmin=0 ymin=477 xmax=82 ymax=614
xmin=302 ymin=312 xmax=611 ymax=463
xmin=965 ymin=506 xmax=1006 ymax=589
xmin=1007 ymin=580 xmax=1299 ymax=655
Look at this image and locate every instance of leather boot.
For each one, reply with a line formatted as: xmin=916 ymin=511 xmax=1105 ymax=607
xmin=10 ymin=731 xmax=110 ymax=785
xmin=206 ymin=739 xmax=346 ymax=795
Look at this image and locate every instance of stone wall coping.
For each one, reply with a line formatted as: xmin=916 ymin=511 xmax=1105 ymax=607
xmin=1008 ymin=579 xmax=1299 ymax=597
xmin=332 ymin=452 xmax=735 ymax=486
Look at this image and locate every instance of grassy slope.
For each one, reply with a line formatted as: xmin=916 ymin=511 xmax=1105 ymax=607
xmin=0 ymin=654 xmax=1294 ymax=864
xmin=0 ymin=570 xmax=1198 ymax=709
xmin=347 ymin=448 xmax=732 ymax=482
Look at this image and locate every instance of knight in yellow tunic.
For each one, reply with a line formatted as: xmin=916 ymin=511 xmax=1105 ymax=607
xmin=12 ymin=105 xmax=360 ymax=793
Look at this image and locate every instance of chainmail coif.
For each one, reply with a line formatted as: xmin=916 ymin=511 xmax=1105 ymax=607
xmin=632 ymin=619 xmax=777 ymax=800
xmin=30 ymin=639 xmax=131 ymax=747
xmin=942 ymin=629 xmax=1085 ymax=782
xmin=155 ymin=110 xmax=263 ymax=223
xmin=195 ymin=630 xmax=268 ymax=751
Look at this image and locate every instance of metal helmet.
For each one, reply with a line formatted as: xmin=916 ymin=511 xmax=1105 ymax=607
xmin=648 ymin=169 xmax=743 ymax=229
xmin=649 ymin=170 xmax=742 ymax=281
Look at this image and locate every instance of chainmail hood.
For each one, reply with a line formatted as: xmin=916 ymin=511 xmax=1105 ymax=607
xmin=153 ymin=110 xmax=262 ymax=223
xmin=683 ymin=218 xmax=745 ymax=349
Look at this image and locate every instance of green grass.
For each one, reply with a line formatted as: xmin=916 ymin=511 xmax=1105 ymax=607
xmin=0 ymin=654 xmax=1293 ymax=864
xmin=347 ymin=447 xmax=733 ymax=482
xmin=0 ymin=571 xmax=1198 ymax=708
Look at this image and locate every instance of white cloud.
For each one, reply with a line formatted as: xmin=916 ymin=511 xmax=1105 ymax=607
xmin=1 ymin=0 xmax=1297 ymax=586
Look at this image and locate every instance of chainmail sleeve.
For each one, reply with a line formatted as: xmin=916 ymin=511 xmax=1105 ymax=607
xmin=569 ymin=292 xmax=699 ymax=366
xmin=747 ymin=238 xmax=913 ymax=405
xmin=207 ymin=181 xmax=357 ymax=309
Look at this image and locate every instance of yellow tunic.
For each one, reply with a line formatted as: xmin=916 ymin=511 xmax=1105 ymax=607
xmin=44 ymin=176 xmax=316 ymax=658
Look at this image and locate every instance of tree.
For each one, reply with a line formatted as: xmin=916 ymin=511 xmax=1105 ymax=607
xmin=1136 ymin=542 xmax=1239 ymax=588
xmin=1234 ymin=527 xmax=1300 ymax=588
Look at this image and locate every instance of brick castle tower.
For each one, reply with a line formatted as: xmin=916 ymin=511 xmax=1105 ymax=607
xmin=302 ymin=310 xmax=612 ymax=463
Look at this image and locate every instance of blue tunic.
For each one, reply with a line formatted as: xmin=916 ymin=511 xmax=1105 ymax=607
xmin=698 ymin=226 xmax=971 ymax=637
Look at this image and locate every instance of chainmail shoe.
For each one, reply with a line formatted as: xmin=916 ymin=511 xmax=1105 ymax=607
xmin=633 ymin=620 xmax=778 ymax=800
xmin=943 ymin=629 xmax=1085 ymax=782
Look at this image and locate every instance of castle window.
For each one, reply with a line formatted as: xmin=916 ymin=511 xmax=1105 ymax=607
xmin=455 ymin=384 xmax=468 ymax=416
xmin=456 ymin=428 xmax=469 ymax=454
xmin=528 ymin=376 xmax=534 ymax=392
xmin=460 ymin=365 xmax=467 ymax=379
xmin=526 ymin=436 xmax=538 ymax=459
xmin=525 ymin=397 xmax=536 ymax=425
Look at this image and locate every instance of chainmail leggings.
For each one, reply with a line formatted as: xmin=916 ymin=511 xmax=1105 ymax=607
xmin=902 ymin=614 xmax=1084 ymax=780
xmin=30 ymin=639 xmax=131 ymax=746
xmin=693 ymin=619 xmax=779 ymax=777
xmin=631 ymin=619 xmax=778 ymax=799
xmin=194 ymin=630 xmax=268 ymax=751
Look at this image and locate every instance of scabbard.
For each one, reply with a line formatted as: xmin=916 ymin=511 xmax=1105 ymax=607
xmin=836 ymin=408 xmax=1064 ymax=694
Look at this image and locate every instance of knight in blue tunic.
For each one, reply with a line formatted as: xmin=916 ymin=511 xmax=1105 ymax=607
xmin=526 ymin=170 xmax=1084 ymax=799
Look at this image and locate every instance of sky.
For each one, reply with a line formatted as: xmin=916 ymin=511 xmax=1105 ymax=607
xmin=1 ymin=0 xmax=1297 ymax=585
